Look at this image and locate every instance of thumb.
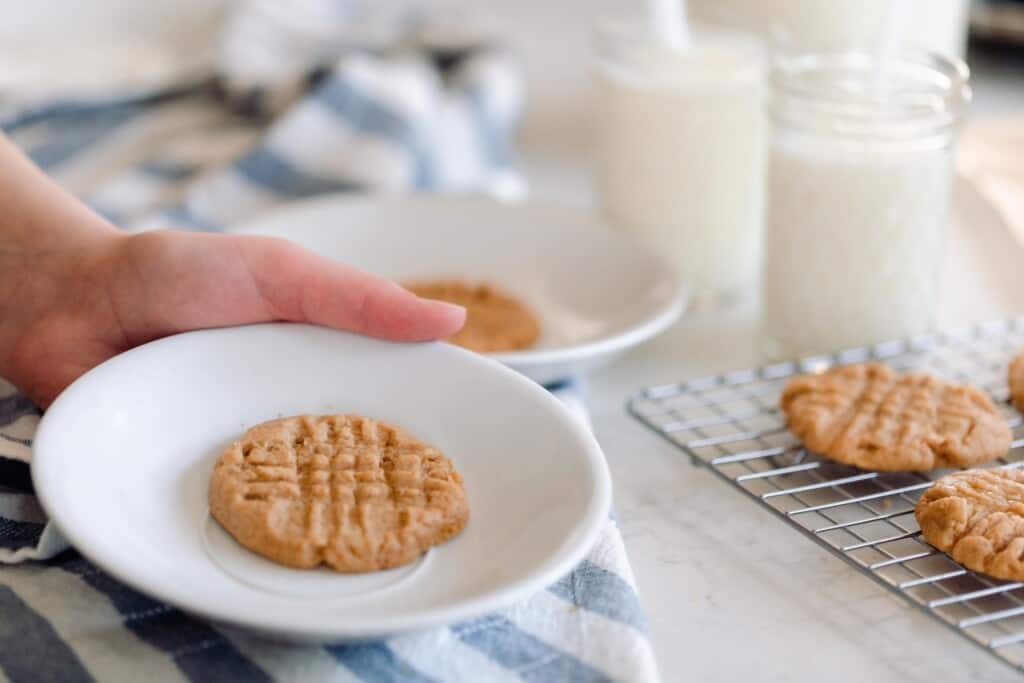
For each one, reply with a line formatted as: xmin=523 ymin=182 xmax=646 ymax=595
xmin=241 ymin=235 xmax=466 ymax=341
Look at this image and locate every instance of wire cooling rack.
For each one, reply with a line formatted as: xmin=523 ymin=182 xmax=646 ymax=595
xmin=628 ymin=318 xmax=1024 ymax=675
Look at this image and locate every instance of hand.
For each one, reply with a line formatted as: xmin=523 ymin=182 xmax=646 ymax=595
xmin=0 ymin=229 xmax=465 ymax=408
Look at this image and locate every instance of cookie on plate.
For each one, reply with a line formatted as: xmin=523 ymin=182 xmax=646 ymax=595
xmin=780 ymin=362 xmax=1011 ymax=471
xmin=1009 ymin=351 xmax=1024 ymax=412
xmin=403 ymin=279 xmax=539 ymax=353
xmin=209 ymin=414 xmax=469 ymax=572
xmin=917 ymin=468 xmax=1024 ymax=581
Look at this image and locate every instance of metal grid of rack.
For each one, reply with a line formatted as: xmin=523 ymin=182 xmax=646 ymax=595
xmin=628 ymin=318 xmax=1024 ymax=675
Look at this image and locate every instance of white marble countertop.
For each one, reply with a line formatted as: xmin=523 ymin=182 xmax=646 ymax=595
xmin=479 ymin=1 xmax=1024 ymax=679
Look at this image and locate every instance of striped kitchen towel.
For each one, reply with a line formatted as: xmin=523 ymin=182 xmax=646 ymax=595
xmin=0 ymin=377 xmax=658 ymax=682
xmin=0 ymin=5 xmax=659 ymax=682
xmin=8 ymin=16 xmax=523 ymax=230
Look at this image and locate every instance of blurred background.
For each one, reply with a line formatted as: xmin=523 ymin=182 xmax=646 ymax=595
xmin=5 ymin=0 xmax=1022 ymax=325
xmin=3 ymin=1 xmax=1023 ymax=321
xmin=6 ymin=0 xmax=1024 ymax=202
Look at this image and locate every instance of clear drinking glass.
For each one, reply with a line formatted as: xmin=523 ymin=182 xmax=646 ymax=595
xmin=761 ymin=50 xmax=971 ymax=359
xmin=594 ymin=17 xmax=766 ymax=310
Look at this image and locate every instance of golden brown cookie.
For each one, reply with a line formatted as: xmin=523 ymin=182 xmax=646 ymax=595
xmin=1009 ymin=351 xmax=1024 ymax=412
xmin=780 ymin=363 xmax=1011 ymax=472
xmin=209 ymin=414 xmax=469 ymax=572
xmin=916 ymin=468 xmax=1024 ymax=581
xmin=403 ymin=280 xmax=539 ymax=353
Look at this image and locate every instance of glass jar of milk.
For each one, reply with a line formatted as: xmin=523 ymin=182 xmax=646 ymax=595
xmin=762 ymin=50 xmax=971 ymax=359
xmin=595 ymin=19 xmax=766 ymax=309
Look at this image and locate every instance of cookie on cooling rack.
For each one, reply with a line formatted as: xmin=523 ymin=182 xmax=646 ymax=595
xmin=780 ymin=362 xmax=1011 ymax=472
xmin=916 ymin=468 xmax=1024 ymax=582
xmin=1009 ymin=351 xmax=1024 ymax=413
xmin=403 ymin=279 xmax=539 ymax=353
xmin=209 ymin=414 xmax=469 ymax=572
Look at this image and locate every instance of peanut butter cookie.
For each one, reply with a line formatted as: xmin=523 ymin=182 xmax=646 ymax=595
xmin=403 ymin=280 xmax=539 ymax=353
xmin=917 ymin=468 xmax=1024 ymax=581
xmin=780 ymin=363 xmax=1011 ymax=471
xmin=209 ymin=414 xmax=469 ymax=572
xmin=1009 ymin=351 xmax=1024 ymax=412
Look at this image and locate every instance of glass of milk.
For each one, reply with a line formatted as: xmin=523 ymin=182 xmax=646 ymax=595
xmin=761 ymin=50 xmax=971 ymax=359
xmin=594 ymin=18 xmax=766 ymax=309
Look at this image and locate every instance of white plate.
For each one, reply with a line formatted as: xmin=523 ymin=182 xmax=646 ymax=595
xmin=229 ymin=196 xmax=686 ymax=385
xmin=32 ymin=324 xmax=611 ymax=641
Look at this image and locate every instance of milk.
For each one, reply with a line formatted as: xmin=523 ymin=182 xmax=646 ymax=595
xmin=761 ymin=51 xmax=969 ymax=358
xmin=689 ymin=0 xmax=969 ymax=58
xmin=763 ymin=139 xmax=954 ymax=358
xmin=596 ymin=30 xmax=765 ymax=305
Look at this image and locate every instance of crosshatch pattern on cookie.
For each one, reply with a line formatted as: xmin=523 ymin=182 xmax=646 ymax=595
xmin=210 ymin=415 xmax=469 ymax=572
xmin=917 ymin=469 xmax=1024 ymax=583
xmin=780 ymin=363 xmax=1013 ymax=472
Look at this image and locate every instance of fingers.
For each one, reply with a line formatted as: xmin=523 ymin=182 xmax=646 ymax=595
xmin=239 ymin=235 xmax=466 ymax=341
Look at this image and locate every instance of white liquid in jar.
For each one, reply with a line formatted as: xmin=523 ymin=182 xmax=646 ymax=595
xmin=763 ymin=137 xmax=953 ymax=358
xmin=596 ymin=34 xmax=765 ymax=302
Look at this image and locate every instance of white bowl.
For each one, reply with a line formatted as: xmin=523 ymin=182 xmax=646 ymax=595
xmin=229 ymin=196 xmax=686 ymax=385
xmin=32 ymin=324 xmax=611 ymax=641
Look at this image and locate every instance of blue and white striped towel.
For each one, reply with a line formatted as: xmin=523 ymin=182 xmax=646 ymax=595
xmin=0 ymin=9 xmax=658 ymax=682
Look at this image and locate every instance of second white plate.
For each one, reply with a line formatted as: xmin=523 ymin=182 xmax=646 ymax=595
xmin=229 ymin=196 xmax=686 ymax=385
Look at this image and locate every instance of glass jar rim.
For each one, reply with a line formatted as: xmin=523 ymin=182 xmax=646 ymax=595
xmin=770 ymin=49 xmax=971 ymax=142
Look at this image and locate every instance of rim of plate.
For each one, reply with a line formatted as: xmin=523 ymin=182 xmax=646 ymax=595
xmin=228 ymin=194 xmax=689 ymax=370
xmin=31 ymin=325 xmax=613 ymax=639
xmin=489 ymin=290 xmax=686 ymax=367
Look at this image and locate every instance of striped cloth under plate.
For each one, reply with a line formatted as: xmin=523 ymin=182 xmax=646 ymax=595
xmin=0 ymin=19 xmax=659 ymax=683
xmin=0 ymin=378 xmax=655 ymax=683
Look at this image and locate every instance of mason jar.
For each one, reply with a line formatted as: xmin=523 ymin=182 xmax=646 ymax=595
xmin=761 ymin=49 xmax=971 ymax=359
